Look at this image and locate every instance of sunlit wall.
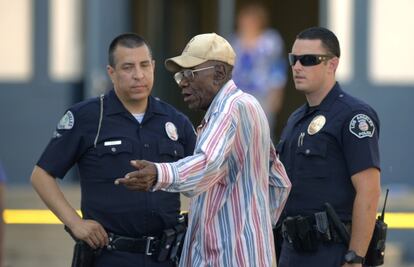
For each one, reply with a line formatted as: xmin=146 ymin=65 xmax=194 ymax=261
xmin=327 ymin=0 xmax=414 ymax=85
xmin=0 ymin=0 xmax=32 ymax=81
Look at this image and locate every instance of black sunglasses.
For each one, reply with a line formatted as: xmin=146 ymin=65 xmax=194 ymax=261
xmin=288 ymin=54 xmax=334 ymax=67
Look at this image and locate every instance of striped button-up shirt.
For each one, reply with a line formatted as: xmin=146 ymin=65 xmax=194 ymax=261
xmin=154 ymin=80 xmax=291 ymax=267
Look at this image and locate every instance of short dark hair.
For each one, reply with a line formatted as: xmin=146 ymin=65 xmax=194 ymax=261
xmin=108 ymin=33 xmax=153 ymax=67
xmin=296 ymin=27 xmax=340 ymax=58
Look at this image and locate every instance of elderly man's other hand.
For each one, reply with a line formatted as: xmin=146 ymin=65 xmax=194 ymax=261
xmin=114 ymin=160 xmax=157 ymax=191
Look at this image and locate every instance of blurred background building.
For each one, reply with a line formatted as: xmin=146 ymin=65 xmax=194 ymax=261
xmin=0 ymin=0 xmax=413 ymax=266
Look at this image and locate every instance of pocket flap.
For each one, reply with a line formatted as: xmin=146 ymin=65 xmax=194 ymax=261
xmin=297 ymin=142 xmax=327 ymax=157
xmin=158 ymin=140 xmax=184 ymax=158
xmin=96 ymin=139 xmax=132 ymax=156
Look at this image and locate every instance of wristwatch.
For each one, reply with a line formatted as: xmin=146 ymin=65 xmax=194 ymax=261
xmin=344 ymin=250 xmax=365 ymax=264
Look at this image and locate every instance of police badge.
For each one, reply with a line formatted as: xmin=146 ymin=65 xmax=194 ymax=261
xmin=165 ymin=122 xmax=179 ymax=141
xmin=307 ymin=115 xmax=326 ymax=135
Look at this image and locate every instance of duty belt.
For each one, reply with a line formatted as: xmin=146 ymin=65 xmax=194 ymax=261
xmin=66 ymin=213 xmax=187 ymax=265
xmin=66 ymin=217 xmax=187 ymax=266
xmin=107 ymin=233 xmax=158 ymax=255
xmin=106 ymin=220 xmax=187 ymax=263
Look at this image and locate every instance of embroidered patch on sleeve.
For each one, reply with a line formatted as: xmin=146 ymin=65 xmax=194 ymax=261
xmin=349 ymin=114 xmax=375 ymax=138
xmin=57 ymin=111 xmax=75 ymax=130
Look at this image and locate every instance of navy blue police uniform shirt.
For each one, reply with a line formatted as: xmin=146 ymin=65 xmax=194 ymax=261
xmin=38 ymin=89 xmax=196 ymax=237
xmin=277 ymin=82 xmax=380 ymax=221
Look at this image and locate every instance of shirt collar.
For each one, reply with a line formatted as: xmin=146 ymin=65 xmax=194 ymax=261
xmin=202 ymin=79 xmax=238 ymax=123
xmin=104 ymin=89 xmax=168 ymax=117
xmin=316 ymin=82 xmax=343 ymax=111
xmin=291 ymin=82 xmax=343 ymax=122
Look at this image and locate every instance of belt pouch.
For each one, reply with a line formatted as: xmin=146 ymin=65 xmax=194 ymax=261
xmin=71 ymin=241 xmax=96 ymax=267
xmin=296 ymin=217 xmax=318 ymax=252
xmin=314 ymin=211 xmax=332 ymax=242
xmin=283 ymin=216 xmax=303 ymax=252
xmin=169 ymin=223 xmax=186 ymax=261
xmin=153 ymin=228 xmax=176 ymax=262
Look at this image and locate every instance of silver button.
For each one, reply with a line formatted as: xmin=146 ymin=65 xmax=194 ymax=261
xmin=174 ymin=150 xmax=177 ymax=156
xmin=305 ymin=149 xmax=310 ymax=154
xmin=111 ymin=147 xmax=117 ymax=152
xmin=339 ymin=94 xmax=344 ymax=98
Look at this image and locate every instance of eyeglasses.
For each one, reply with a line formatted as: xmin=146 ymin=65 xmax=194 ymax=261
xmin=288 ymin=54 xmax=334 ymax=67
xmin=173 ymin=66 xmax=215 ymax=84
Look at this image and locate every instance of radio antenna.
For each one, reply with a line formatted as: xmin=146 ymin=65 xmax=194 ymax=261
xmin=379 ymin=188 xmax=389 ymax=221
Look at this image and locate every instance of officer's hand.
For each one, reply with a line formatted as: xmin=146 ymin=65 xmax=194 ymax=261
xmin=114 ymin=160 xmax=157 ymax=191
xmin=70 ymin=219 xmax=109 ymax=249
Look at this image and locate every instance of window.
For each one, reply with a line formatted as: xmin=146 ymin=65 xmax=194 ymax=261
xmin=369 ymin=0 xmax=414 ymax=84
xmin=49 ymin=0 xmax=83 ymax=81
xmin=326 ymin=0 xmax=354 ymax=83
xmin=0 ymin=0 xmax=32 ymax=81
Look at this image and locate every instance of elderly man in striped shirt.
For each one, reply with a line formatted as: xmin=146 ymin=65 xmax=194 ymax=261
xmin=116 ymin=33 xmax=291 ymax=267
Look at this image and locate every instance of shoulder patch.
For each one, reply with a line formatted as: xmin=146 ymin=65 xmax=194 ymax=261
xmin=57 ymin=111 xmax=75 ymax=130
xmin=349 ymin=114 xmax=375 ymax=138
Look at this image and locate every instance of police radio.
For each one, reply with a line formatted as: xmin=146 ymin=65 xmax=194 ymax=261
xmin=365 ymin=189 xmax=389 ymax=266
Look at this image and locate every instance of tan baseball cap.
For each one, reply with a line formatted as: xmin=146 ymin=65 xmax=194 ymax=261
xmin=165 ymin=33 xmax=235 ymax=72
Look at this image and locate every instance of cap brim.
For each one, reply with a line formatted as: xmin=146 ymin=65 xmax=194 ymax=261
xmin=164 ymin=54 xmax=207 ymax=72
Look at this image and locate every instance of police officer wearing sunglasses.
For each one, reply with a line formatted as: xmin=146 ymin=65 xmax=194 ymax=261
xmin=275 ymin=27 xmax=381 ymax=267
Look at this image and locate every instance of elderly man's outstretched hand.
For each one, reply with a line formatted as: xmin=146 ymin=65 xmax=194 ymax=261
xmin=114 ymin=160 xmax=157 ymax=191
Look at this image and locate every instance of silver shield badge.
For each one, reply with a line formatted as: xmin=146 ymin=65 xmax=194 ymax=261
xmin=307 ymin=115 xmax=326 ymax=135
xmin=165 ymin=122 xmax=178 ymax=141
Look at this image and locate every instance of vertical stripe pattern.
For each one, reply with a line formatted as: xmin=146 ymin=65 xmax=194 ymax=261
xmin=154 ymin=80 xmax=291 ymax=267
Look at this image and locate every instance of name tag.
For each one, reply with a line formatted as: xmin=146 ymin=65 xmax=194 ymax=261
xmin=104 ymin=140 xmax=122 ymax=146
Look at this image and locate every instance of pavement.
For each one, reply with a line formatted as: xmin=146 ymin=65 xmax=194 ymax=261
xmin=5 ymin=185 xmax=79 ymax=267
xmin=3 ymin=184 xmax=414 ymax=267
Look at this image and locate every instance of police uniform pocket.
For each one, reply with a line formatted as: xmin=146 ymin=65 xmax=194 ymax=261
xmin=297 ymin=142 xmax=326 ymax=157
xmin=158 ymin=139 xmax=184 ymax=162
xmin=295 ymin=141 xmax=329 ymax=178
xmin=83 ymin=139 xmax=134 ymax=183
xmin=95 ymin=139 xmax=133 ymax=156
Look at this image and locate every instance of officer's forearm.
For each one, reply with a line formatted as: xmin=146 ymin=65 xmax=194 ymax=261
xmin=31 ymin=166 xmax=82 ymax=228
xmin=349 ymin=196 xmax=377 ymax=256
xmin=349 ymin=169 xmax=381 ymax=256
